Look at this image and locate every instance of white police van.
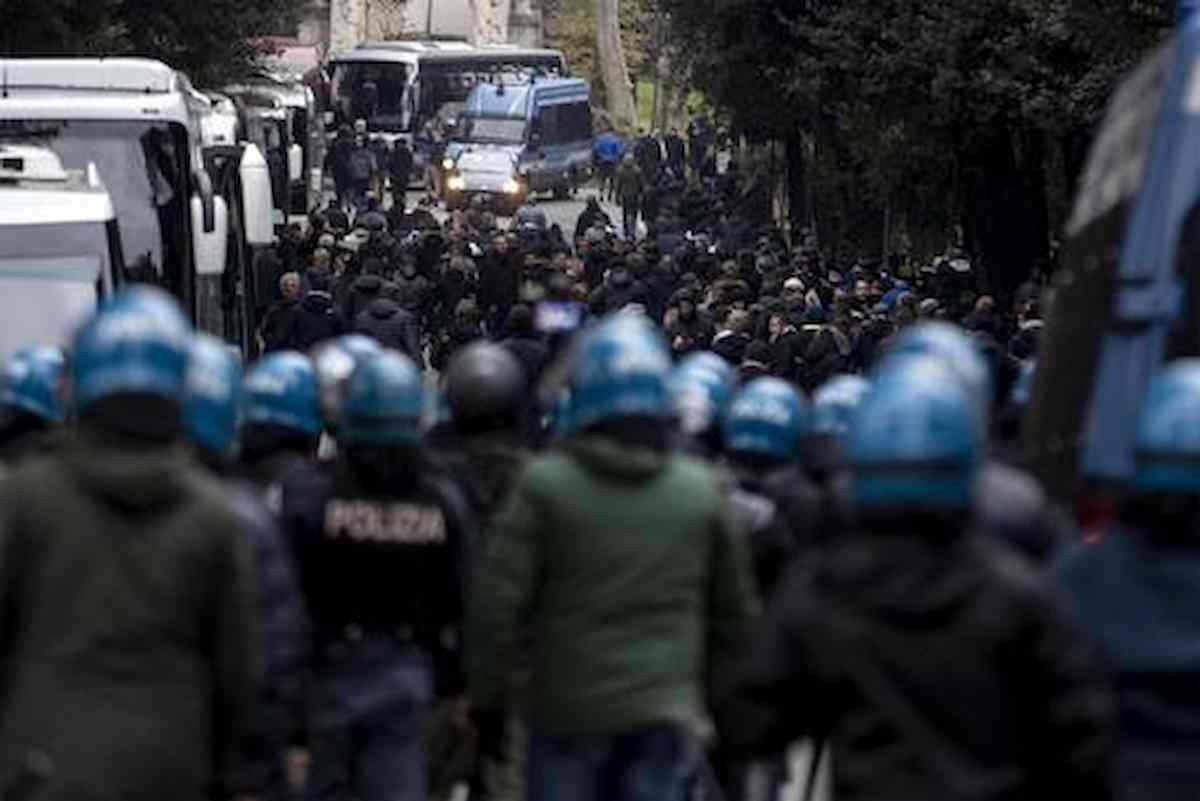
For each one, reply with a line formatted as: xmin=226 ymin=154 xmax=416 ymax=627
xmin=0 ymin=145 xmax=121 ymax=361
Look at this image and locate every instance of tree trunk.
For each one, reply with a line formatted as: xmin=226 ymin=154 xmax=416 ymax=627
xmin=469 ymin=0 xmax=511 ymax=45
xmin=594 ymin=0 xmax=636 ymax=132
xmin=785 ymin=133 xmax=810 ymax=240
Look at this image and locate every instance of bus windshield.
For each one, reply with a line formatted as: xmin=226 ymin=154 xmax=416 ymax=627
xmin=457 ymin=116 xmax=527 ymax=145
xmin=331 ymin=61 xmax=413 ymax=132
xmin=5 ymin=120 xmax=189 ymax=284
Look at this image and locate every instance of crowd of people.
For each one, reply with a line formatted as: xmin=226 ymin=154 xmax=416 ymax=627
xmin=2 ymin=136 xmax=1200 ymax=801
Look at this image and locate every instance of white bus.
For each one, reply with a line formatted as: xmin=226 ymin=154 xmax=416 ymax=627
xmin=328 ymin=41 xmax=567 ymax=176
xmin=0 ymin=58 xmax=271 ymax=352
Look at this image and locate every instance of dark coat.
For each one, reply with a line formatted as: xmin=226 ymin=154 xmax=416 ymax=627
xmin=501 ymin=335 xmax=551 ymax=388
xmin=354 ymin=298 xmax=421 ymax=359
xmin=716 ymin=530 xmax=1115 ymax=801
xmin=289 ymin=292 xmax=346 ymax=351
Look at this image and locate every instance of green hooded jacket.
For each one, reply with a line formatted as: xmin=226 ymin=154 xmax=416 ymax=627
xmin=0 ymin=433 xmax=262 ymax=801
xmin=468 ymin=436 xmax=757 ymax=736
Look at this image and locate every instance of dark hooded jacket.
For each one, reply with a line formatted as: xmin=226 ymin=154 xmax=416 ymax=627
xmin=716 ymin=528 xmax=1114 ymax=801
xmin=354 ymin=298 xmax=421 ymax=359
xmin=0 ymin=436 xmax=262 ymax=801
xmin=290 ymin=291 xmax=345 ymax=351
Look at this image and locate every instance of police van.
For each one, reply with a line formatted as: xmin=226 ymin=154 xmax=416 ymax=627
xmin=442 ymin=77 xmax=593 ymax=211
xmin=0 ymin=145 xmax=122 ymax=361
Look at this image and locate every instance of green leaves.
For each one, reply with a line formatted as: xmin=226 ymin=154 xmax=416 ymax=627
xmin=2 ymin=0 xmax=303 ymax=86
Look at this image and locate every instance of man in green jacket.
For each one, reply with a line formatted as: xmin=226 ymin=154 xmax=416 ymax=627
xmin=0 ymin=288 xmax=262 ymax=801
xmin=468 ymin=312 xmax=757 ymax=801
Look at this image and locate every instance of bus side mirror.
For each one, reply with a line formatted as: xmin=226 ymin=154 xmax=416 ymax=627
xmin=288 ymin=143 xmax=304 ymax=183
xmin=240 ymin=144 xmax=276 ymax=246
xmin=192 ymin=195 xmax=229 ymax=276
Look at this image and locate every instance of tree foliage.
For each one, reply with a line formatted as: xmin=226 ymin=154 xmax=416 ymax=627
xmin=2 ymin=0 xmax=302 ymax=85
xmin=659 ymin=0 xmax=1170 ymax=294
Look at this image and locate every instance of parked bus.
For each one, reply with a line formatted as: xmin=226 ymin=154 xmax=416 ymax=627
xmin=0 ymin=58 xmax=272 ymax=353
xmin=328 ymin=40 xmax=567 ymax=180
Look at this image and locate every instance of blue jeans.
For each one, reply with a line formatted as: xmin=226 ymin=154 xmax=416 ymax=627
xmin=306 ymin=635 xmax=432 ymax=801
xmin=527 ymin=724 xmax=697 ymax=801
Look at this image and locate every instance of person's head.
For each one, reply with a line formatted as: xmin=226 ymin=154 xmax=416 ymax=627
xmin=810 ymin=374 xmax=871 ymax=471
xmin=669 ymin=352 xmax=737 ymax=443
xmin=446 ymin=342 xmax=528 ymax=435
xmin=239 ymin=351 xmax=322 ymax=463
xmin=722 ymin=377 xmax=811 ymax=467
xmin=0 ymin=346 xmax=68 ymax=436
xmin=311 ymin=248 xmax=332 ymax=272
xmin=881 ymin=320 xmax=992 ymax=426
xmin=182 ymin=334 xmax=243 ymax=470
xmin=1124 ymin=359 xmax=1200 ymax=539
xmin=279 ymin=271 xmax=302 ymax=301
xmin=567 ymin=313 xmax=672 ymax=446
xmin=339 ymin=351 xmax=426 ymax=488
xmin=312 ymin=335 xmax=384 ymax=430
xmin=71 ymin=286 xmax=191 ymax=442
xmin=850 ymin=355 xmax=981 ymax=530
xmin=305 ymin=266 xmax=332 ymax=294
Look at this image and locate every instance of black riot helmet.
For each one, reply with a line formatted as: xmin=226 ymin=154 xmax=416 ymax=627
xmin=445 ymin=342 xmax=528 ymax=435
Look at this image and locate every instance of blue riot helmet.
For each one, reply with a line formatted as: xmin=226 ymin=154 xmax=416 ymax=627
xmin=1132 ymin=360 xmax=1200 ymax=493
xmin=312 ymin=335 xmax=384 ymax=426
xmin=884 ymin=321 xmax=993 ymax=426
xmin=811 ymin=374 xmax=870 ymax=467
xmin=568 ymin=313 xmax=673 ymax=433
xmin=670 ymin=359 xmax=736 ymax=439
xmin=678 ymin=351 xmax=736 ymax=387
xmin=1 ymin=347 xmax=68 ymax=424
xmin=1008 ymin=359 xmax=1036 ymax=412
xmin=340 ymin=351 xmax=424 ymax=445
xmin=241 ymin=351 xmax=322 ymax=437
xmin=183 ymin=334 xmax=243 ymax=457
xmin=722 ymin=377 xmax=811 ymax=463
xmin=850 ymin=354 xmax=982 ymax=510
xmin=72 ymin=286 xmax=191 ymax=413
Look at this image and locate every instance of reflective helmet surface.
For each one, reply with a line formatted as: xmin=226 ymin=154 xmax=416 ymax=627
xmin=850 ymin=355 xmax=981 ymax=510
xmin=445 ymin=342 xmax=527 ymax=428
xmin=1133 ymin=359 xmax=1200 ymax=493
xmin=670 ymin=357 xmax=736 ymax=437
xmin=313 ymin=334 xmax=384 ymax=425
xmin=241 ymin=351 xmax=322 ymax=436
xmin=1008 ymin=359 xmax=1036 ymax=411
xmin=184 ymin=334 xmax=243 ymax=455
xmin=812 ymin=374 xmax=870 ymax=439
xmin=568 ymin=314 xmax=672 ymax=432
xmin=1 ymin=347 xmax=67 ymax=423
xmin=885 ymin=321 xmax=992 ymax=423
xmin=722 ymin=377 xmax=810 ymax=461
xmin=341 ymin=351 xmax=424 ymax=445
xmin=71 ymin=286 xmax=190 ymax=411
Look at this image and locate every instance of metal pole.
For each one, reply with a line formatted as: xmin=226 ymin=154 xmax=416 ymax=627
xmin=426 ymin=0 xmax=435 ymax=37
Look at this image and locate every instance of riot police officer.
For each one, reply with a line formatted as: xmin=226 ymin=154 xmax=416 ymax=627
xmin=278 ymin=351 xmax=473 ymax=801
xmin=669 ymin=350 xmax=737 ymax=457
xmin=440 ymin=342 xmax=530 ymax=527
xmin=183 ymin=334 xmax=310 ymax=801
xmin=1055 ymin=359 xmax=1200 ymax=801
xmin=716 ymin=354 xmax=1114 ymax=801
xmin=0 ymin=346 xmax=67 ymax=466
xmin=0 ymin=287 xmax=261 ymax=801
xmin=239 ymin=351 xmax=324 ymax=496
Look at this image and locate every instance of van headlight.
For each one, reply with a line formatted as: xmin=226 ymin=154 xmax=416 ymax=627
xmin=442 ymin=157 xmax=456 ymax=170
xmin=502 ymin=178 xmax=522 ymax=195
xmin=446 ymin=175 xmax=466 ymax=192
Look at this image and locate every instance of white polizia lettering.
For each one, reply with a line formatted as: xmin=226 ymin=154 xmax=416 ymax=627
xmin=324 ymin=500 xmax=448 ymax=545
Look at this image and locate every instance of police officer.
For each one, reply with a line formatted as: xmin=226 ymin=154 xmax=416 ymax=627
xmin=885 ymin=322 xmax=1072 ymax=560
xmin=468 ymin=313 xmax=757 ymax=801
xmin=721 ymin=377 xmax=824 ymax=597
xmin=278 ymin=351 xmax=473 ymax=801
xmin=0 ymin=287 xmax=261 ymax=801
xmin=440 ymin=342 xmax=530 ymax=527
xmin=0 ymin=346 xmax=67 ymax=466
xmin=312 ymin=334 xmax=384 ymax=463
xmin=668 ymin=350 xmax=737 ymax=457
xmin=183 ymin=335 xmax=310 ymax=801
xmin=1055 ymin=360 xmax=1200 ymax=801
xmin=715 ymin=354 xmax=1114 ymax=801
xmin=239 ymin=351 xmax=324 ymax=495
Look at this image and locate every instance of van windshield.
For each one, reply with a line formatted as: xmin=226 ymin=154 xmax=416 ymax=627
xmin=0 ymin=255 xmax=101 ymax=360
xmin=457 ymin=116 xmax=527 ymax=145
